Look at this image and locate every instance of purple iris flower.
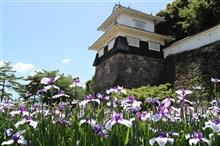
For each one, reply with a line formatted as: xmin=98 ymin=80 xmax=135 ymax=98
xmin=80 ymin=95 xmax=100 ymax=107
xmin=73 ymin=77 xmax=80 ymax=85
xmin=113 ymin=113 xmax=121 ymax=122
xmin=56 ymin=118 xmax=70 ymax=126
xmin=212 ymin=119 xmax=220 ymax=125
xmin=145 ymin=97 xmax=160 ymax=104
xmin=79 ymin=118 xmax=96 ymax=127
xmin=160 ymin=97 xmax=174 ymax=108
xmin=209 ymin=106 xmax=220 ymax=114
xmin=70 ymin=77 xmax=80 ymax=87
xmin=151 ymin=98 xmax=175 ymax=122
xmin=58 ymin=102 xmax=66 ymax=112
xmin=204 ymin=119 xmax=220 ymax=133
xmin=159 ymin=132 xmax=167 ymax=138
xmin=106 ymin=86 xmax=126 ymax=95
xmin=188 ymin=131 xmax=210 ymax=146
xmin=4 ymin=129 xmax=13 ymax=137
xmin=136 ymin=112 xmax=142 ymax=121
xmin=127 ymin=96 xmax=135 ymax=104
xmin=175 ymin=89 xmax=193 ymax=105
xmin=211 ymin=77 xmax=220 ymax=83
xmin=149 ymin=132 xmax=174 ymax=146
xmin=157 ymin=106 xmax=166 ymax=116
xmin=41 ymin=76 xmax=59 ymax=85
xmin=105 ymin=112 xmax=132 ymax=131
xmin=15 ymin=115 xmax=38 ymax=129
xmin=86 ymin=95 xmax=92 ymax=100
xmin=40 ymin=76 xmax=60 ymax=91
xmin=176 ymin=89 xmax=192 ymax=101
xmin=210 ymin=100 xmax=218 ymax=107
xmin=19 ymin=106 xmax=25 ymax=113
xmin=31 ymin=104 xmax=40 ymax=112
xmin=1 ymin=130 xmax=27 ymax=145
xmin=53 ymin=90 xmax=69 ymax=99
xmin=121 ymin=96 xmax=142 ymax=112
xmin=96 ymin=93 xmax=109 ymax=101
xmin=92 ymin=124 xmax=108 ymax=138
xmin=0 ymin=101 xmax=14 ymax=112
xmin=136 ymin=111 xmax=151 ymax=121
xmin=10 ymin=106 xmax=29 ymax=117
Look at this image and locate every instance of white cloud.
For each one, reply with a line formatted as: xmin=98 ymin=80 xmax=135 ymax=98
xmin=0 ymin=61 xmax=4 ymax=67
xmin=13 ymin=62 xmax=34 ymax=73
xmin=62 ymin=58 xmax=71 ymax=64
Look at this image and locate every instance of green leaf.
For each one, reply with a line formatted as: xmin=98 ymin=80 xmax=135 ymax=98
xmin=124 ymin=128 xmax=130 ymax=146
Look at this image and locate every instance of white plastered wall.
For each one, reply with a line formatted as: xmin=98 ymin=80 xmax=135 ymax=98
xmin=116 ymin=13 xmax=155 ymax=32
xmin=163 ymin=25 xmax=220 ymax=58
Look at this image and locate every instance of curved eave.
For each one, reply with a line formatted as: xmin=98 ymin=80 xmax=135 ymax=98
xmin=97 ymin=7 xmax=120 ymax=32
xmin=89 ymin=24 xmax=175 ymax=51
xmin=118 ymin=24 xmax=175 ymax=42
xmin=97 ymin=6 xmax=164 ymax=32
xmin=89 ymin=25 xmax=118 ymax=50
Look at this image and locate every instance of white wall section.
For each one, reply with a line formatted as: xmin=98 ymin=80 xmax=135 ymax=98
xmin=98 ymin=48 xmax=104 ymax=57
xmin=117 ymin=14 xmax=155 ymax=32
xmin=163 ymin=24 xmax=220 ymax=58
xmin=108 ymin=38 xmax=115 ymax=51
xmin=127 ymin=37 xmax=140 ymax=47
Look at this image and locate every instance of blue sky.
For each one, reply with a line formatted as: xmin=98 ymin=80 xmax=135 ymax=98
xmin=0 ymin=0 xmax=172 ymax=84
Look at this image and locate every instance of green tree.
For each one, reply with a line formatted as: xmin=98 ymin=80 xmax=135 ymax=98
xmin=156 ymin=0 xmax=220 ymax=40
xmin=179 ymin=0 xmax=220 ymax=35
xmin=113 ymin=83 xmax=175 ymax=101
xmin=85 ymin=79 xmax=93 ymax=94
xmin=156 ymin=0 xmax=189 ymax=40
xmin=22 ymin=70 xmax=85 ymax=102
xmin=0 ymin=62 xmax=22 ymax=101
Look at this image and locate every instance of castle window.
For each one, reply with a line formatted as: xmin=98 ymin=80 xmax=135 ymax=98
xmin=108 ymin=38 xmax=115 ymax=51
xmin=98 ymin=47 xmax=104 ymax=57
xmin=149 ymin=42 xmax=160 ymax=52
xmin=133 ymin=19 xmax=145 ymax=29
xmin=127 ymin=37 xmax=140 ymax=47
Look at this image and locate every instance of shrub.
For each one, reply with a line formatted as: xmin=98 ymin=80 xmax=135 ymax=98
xmin=115 ymin=83 xmax=176 ymax=101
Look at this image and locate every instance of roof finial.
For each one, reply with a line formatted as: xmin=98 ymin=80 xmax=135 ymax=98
xmin=112 ymin=2 xmax=120 ymax=13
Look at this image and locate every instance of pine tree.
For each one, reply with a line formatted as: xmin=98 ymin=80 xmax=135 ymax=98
xmin=0 ymin=62 xmax=22 ymax=101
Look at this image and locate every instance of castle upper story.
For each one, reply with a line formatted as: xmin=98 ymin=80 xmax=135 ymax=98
xmin=89 ymin=5 xmax=174 ymax=66
xmin=97 ymin=4 xmax=162 ymax=32
xmin=89 ymin=5 xmax=220 ymax=93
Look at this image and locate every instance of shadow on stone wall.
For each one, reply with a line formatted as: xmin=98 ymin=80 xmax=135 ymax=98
xmin=92 ymin=41 xmax=220 ymax=98
xmin=164 ymin=41 xmax=220 ymax=99
xmin=92 ymin=53 xmax=164 ymax=93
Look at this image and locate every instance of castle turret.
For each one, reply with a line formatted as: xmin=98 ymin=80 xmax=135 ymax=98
xmin=89 ymin=5 xmax=174 ymax=93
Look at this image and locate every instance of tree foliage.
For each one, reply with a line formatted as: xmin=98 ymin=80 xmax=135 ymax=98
xmin=114 ymin=83 xmax=175 ymax=101
xmin=0 ymin=62 xmax=22 ymax=101
xmin=85 ymin=79 xmax=93 ymax=94
xmin=156 ymin=0 xmax=220 ymax=40
xmin=21 ymin=70 xmax=85 ymax=102
xmin=179 ymin=0 xmax=220 ymax=35
xmin=156 ymin=0 xmax=189 ymax=40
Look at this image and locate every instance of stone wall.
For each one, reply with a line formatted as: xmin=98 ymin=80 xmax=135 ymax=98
xmin=164 ymin=41 xmax=220 ymax=98
xmin=92 ymin=41 xmax=220 ymax=97
xmin=92 ymin=53 xmax=164 ymax=93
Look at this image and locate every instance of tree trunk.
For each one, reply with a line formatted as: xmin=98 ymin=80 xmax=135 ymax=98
xmin=1 ymin=79 xmax=6 ymax=102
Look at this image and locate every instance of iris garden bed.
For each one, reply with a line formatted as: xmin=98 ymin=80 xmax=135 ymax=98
xmin=1 ymin=77 xmax=220 ymax=146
